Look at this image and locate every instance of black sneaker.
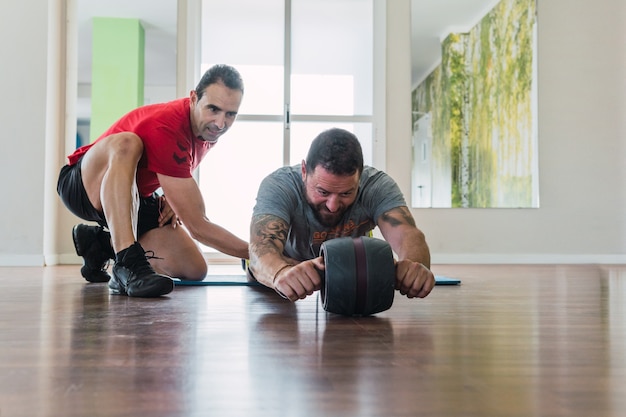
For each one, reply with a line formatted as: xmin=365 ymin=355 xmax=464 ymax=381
xmin=72 ymin=224 xmax=115 ymax=283
xmin=109 ymin=242 xmax=174 ymax=297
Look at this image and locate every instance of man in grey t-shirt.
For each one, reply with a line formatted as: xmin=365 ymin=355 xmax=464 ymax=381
xmin=249 ymin=128 xmax=435 ymax=302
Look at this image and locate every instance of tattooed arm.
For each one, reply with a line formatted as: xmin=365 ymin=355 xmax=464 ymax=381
xmin=377 ymin=206 xmax=435 ymax=298
xmin=377 ymin=206 xmax=431 ymax=267
xmin=249 ymin=214 xmax=323 ymax=301
xmin=248 ymin=214 xmax=291 ymax=288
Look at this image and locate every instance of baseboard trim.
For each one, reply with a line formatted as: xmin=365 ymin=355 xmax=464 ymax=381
xmin=0 ymin=254 xmax=45 ymax=267
xmin=3 ymin=253 xmax=626 ymax=267
xmin=42 ymin=252 xmax=242 ymax=266
xmin=432 ymin=254 xmax=626 ymax=264
xmin=51 ymin=254 xmax=81 ymax=265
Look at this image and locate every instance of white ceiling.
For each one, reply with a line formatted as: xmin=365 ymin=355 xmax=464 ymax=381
xmin=76 ymin=0 xmax=501 ymax=88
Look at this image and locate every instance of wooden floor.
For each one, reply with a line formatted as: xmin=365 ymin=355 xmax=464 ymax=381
xmin=1 ymin=264 xmax=626 ymax=417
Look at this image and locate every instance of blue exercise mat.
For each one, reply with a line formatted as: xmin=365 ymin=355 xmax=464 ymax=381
xmin=433 ymin=276 xmax=461 ymax=285
xmin=174 ymin=275 xmax=460 ymax=286
xmin=174 ymin=277 xmax=260 ymax=286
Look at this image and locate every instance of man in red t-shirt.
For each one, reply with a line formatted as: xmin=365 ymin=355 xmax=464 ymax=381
xmin=57 ymin=64 xmax=248 ymax=297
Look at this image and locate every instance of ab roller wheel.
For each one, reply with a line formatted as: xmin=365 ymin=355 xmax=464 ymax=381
xmin=319 ymin=236 xmax=396 ymax=316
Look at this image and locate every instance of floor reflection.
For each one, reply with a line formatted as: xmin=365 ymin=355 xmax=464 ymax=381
xmin=2 ymin=264 xmax=626 ymax=417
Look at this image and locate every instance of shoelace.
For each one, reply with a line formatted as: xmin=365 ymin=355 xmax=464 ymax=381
xmin=132 ymin=250 xmax=164 ymax=276
xmin=144 ymin=250 xmax=164 ymax=261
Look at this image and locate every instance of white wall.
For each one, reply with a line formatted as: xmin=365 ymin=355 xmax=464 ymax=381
xmin=1 ymin=0 xmax=625 ymax=266
xmin=0 ymin=0 xmax=49 ymax=265
xmin=387 ymin=0 xmax=626 ymax=263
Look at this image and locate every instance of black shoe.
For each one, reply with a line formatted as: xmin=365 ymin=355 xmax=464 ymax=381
xmin=109 ymin=242 xmax=174 ymax=297
xmin=72 ymin=224 xmax=115 ymax=283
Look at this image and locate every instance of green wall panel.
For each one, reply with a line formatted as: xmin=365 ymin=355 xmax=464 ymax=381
xmin=90 ymin=17 xmax=144 ymax=142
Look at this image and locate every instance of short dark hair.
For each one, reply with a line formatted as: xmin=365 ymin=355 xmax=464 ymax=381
xmin=195 ymin=64 xmax=244 ymax=99
xmin=305 ymin=128 xmax=364 ymax=176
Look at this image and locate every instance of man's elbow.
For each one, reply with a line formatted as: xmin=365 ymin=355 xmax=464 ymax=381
xmin=415 ymin=228 xmax=428 ymax=245
xmin=182 ymin=217 xmax=205 ymax=241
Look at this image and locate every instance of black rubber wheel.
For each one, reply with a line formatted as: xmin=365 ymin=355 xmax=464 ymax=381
xmin=320 ymin=236 xmax=395 ymax=316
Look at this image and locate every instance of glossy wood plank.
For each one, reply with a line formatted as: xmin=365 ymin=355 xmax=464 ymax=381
xmin=1 ymin=264 xmax=625 ymax=417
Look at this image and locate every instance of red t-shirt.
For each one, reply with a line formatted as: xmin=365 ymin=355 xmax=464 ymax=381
xmin=67 ymin=98 xmax=213 ymax=197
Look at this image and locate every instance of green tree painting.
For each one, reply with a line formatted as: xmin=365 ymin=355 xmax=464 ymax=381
xmin=412 ymin=0 xmax=538 ymax=208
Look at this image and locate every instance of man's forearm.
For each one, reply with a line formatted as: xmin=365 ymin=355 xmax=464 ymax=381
xmin=386 ymin=227 xmax=431 ymax=269
xmin=249 ymin=214 xmax=293 ymax=289
xmin=248 ymin=244 xmax=295 ymax=289
xmin=188 ymin=220 xmax=249 ymax=259
xmin=400 ymin=242 xmax=431 ymax=269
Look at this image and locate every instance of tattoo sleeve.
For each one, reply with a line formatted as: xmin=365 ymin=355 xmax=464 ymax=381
xmin=250 ymin=214 xmax=289 ymax=258
xmin=380 ymin=206 xmax=417 ymax=228
xmin=249 ymin=214 xmax=294 ymax=288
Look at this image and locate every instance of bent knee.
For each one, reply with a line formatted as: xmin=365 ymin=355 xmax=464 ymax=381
xmin=180 ymin=261 xmax=208 ymax=281
xmin=106 ymin=132 xmax=144 ymax=161
xmin=171 ymin=248 xmax=208 ymax=281
xmin=153 ymin=257 xmax=207 ymax=281
xmin=81 ymin=132 xmax=144 ymax=172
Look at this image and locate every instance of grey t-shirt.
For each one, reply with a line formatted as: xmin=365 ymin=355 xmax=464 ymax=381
xmin=252 ymin=165 xmax=407 ymax=261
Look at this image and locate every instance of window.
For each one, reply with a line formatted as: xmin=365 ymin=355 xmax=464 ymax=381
xmin=198 ymin=0 xmax=375 ymax=256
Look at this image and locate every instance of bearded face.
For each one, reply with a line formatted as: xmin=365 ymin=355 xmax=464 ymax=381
xmin=301 ymin=163 xmax=359 ymax=227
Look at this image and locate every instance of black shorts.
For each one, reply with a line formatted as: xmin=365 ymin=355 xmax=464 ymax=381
xmin=56 ymin=157 xmax=163 ymax=238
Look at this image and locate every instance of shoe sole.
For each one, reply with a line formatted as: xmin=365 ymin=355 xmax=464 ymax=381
xmin=108 ymin=279 xmax=127 ymax=295
xmin=128 ymin=279 xmax=174 ymax=297
xmin=109 ymin=277 xmax=174 ymax=298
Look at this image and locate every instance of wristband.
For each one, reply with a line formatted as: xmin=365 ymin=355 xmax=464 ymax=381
xmin=272 ymin=264 xmax=291 ymax=284
xmin=272 ymin=264 xmax=291 ymax=299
